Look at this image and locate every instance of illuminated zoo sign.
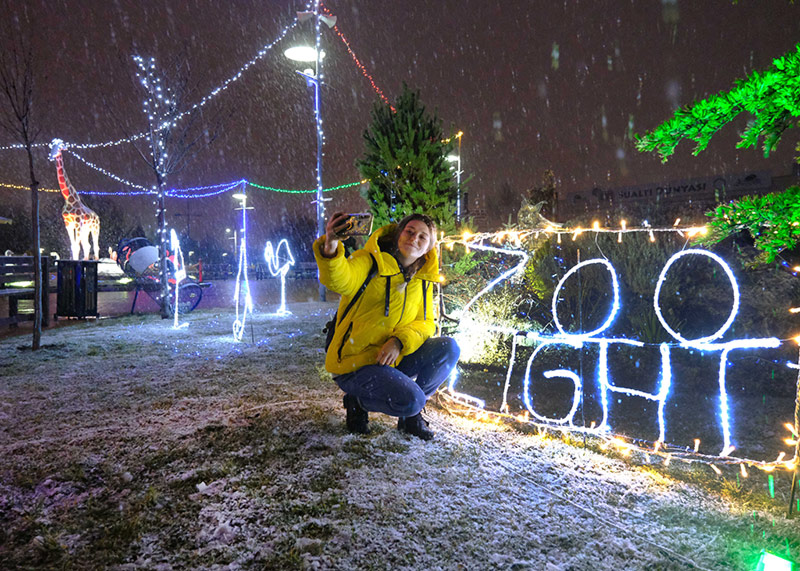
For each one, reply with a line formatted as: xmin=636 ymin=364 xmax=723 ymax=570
xmin=450 ymin=245 xmax=783 ymax=460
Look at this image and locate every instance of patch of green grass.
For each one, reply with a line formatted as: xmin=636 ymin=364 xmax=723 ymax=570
xmin=261 ymin=537 xmax=304 ymax=570
xmin=283 ymin=491 xmax=345 ymax=518
xmin=308 ymin=463 xmax=346 ymax=493
xmin=376 ymin=437 xmax=410 ymax=455
xmin=242 ymin=470 xmax=273 ymax=491
xmin=62 ymin=461 xmax=88 ymax=483
xmin=301 ymin=521 xmax=335 ymax=540
xmin=141 ymin=446 xmax=182 ymax=472
xmin=86 ymin=344 xmax=105 ymax=356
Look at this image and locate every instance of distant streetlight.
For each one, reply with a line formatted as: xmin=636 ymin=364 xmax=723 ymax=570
xmin=285 ymin=4 xmax=337 ymax=302
xmin=232 ymin=192 xmax=253 ymax=259
xmin=447 ymin=131 xmax=464 ymax=223
xmin=226 ymin=227 xmax=237 ymax=256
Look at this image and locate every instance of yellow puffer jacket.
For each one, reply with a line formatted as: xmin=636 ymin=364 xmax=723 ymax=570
xmin=313 ymin=224 xmax=438 ymax=375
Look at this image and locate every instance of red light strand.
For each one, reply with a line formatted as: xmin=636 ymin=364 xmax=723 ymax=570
xmin=331 ymin=24 xmax=395 ymax=111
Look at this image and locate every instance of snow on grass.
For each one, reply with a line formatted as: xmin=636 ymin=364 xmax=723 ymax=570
xmin=0 ymin=302 xmax=799 ymax=569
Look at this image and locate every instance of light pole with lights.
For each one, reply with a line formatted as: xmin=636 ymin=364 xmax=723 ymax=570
xmin=284 ymin=3 xmax=336 ymax=301
xmin=446 ymin=131 xmax=464 ymax=224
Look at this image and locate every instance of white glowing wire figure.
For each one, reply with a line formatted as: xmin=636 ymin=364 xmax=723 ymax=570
xmin=170 ymin=229 xmax=188 ymax=329
xmin=232 ymin=190 xmax=253 ymax=341
xmin=264 ymin=239 xmax=296 ymax=316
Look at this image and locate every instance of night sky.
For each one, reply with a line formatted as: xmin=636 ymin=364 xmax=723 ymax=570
xmin=1 ymin=0 xmax=799 ymax=247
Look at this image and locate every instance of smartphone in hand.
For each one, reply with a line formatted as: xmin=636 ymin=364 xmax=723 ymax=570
xmin=334 ymin=213 xmax=374 ymax=237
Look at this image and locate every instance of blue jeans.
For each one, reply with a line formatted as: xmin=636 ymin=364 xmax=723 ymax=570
xmin=335 ymin=337 xmax=460 ymax=418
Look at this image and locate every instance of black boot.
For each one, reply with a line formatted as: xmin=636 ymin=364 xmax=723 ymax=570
xmin=398 ymin=412 xmax=434 ymax=441
xmin=343 ymin=394 xmax=370 ymax=434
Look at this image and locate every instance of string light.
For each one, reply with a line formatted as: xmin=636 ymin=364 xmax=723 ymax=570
xmin=552 ymin=258 xmax=619 ymax=338
xmin=247 ymin=179 xmax=364 ymax=194
xmin=0 ymin=178 xmax=365 ymax=198
xmin=55 ymin=5 xmax=311 ymax=151
xmin=263 ymin=239 xmax=296 ymax=316
xmin=67 ymin=149 xmax=151 ymax=192
xmin=0 ymin=182 xmax=59 ymax=193
xmin=167 ymin=180 xmax=247 ymax=198
xmin=330 ymin=23 xmax=394 ymax=110
xmin=0 ymin=142 xmax=48 ymax=152
xmin=443 ymin=229 xmax=790 ymax=469
xmin=456 ymin=241 xmax=529 ymax=317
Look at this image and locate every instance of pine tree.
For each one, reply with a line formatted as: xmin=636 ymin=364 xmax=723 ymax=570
xmin=357 ymin=84 xmax=457 ymax=229
xmin=636 ymin=43 xmax=800 ymax=262
xmin=635 ymin=43 xmax=800 ymax=163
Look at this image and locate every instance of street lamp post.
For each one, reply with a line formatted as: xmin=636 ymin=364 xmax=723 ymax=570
xmin=232 ymin=189 xmax=253 ymax=261
xmin=447 ymin=131 xmax=464 ymax=224
xmin=285 ymin=4 xmax=336 ymax=302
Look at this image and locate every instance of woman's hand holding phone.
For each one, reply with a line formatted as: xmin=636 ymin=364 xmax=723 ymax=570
xmin=323 ymin=212 xmax=349 ymax=257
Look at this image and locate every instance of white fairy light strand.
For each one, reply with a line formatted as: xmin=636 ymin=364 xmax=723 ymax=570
xmin=58 ymin=5 xmax=310 ymax=151
xmin=0 ymin=142 xmax=48 ymax=152
xmin=66 ymin=149 xmax=151 ymax=192
xmin=653 ymin=249 xmax=739 ymax=345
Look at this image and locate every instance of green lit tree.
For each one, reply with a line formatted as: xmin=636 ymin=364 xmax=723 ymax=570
xmin=636 ymin=43 xmax=800 ymax=162
xmin=357 ymin=84 xmax=457 ymax=229
xmin=636 ymin=43 xmax=800 ymax=262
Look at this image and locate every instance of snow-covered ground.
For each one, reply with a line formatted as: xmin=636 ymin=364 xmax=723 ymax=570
xmin=1 ymin=303 xmax=798 ymax=570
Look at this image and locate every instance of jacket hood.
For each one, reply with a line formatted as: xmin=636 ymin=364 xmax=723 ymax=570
xmin=363 ymin=223 xmax=439 ymax=282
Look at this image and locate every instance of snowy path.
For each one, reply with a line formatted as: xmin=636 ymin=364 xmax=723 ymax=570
xmin=1 ymin=304 xmax=798 ymax=569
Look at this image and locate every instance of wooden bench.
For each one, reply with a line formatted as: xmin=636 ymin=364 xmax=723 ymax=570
xmin=0 ymin=256 xmax=50 ymax=327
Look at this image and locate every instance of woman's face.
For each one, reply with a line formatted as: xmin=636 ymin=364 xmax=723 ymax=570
xmin=397 ymin=220 xmax=432 ymax=264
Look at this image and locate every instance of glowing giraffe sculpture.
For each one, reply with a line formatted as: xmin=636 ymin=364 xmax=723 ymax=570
xmin=49 ymin=139 xmax=100 ymax=260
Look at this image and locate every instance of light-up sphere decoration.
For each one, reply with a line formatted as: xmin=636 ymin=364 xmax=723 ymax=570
xmin=170 ymin=229 xmax=188 ymax=329
xmin=264 ymin=239 xmax=296 ymax=316
xmin=446 ymin=235 xmax=784 ymax=467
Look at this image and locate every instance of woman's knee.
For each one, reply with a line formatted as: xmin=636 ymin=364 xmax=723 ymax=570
xmin=433 ymin=336 xmax=460 ymax=364
xmin=388 ymin=385 xmax=426 ymax=417
xmin=443 ymin=336 xmax=460 ymax=360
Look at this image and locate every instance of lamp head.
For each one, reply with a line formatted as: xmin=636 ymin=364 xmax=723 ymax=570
xmin=284 ymin=46 xmax=325 ymax=62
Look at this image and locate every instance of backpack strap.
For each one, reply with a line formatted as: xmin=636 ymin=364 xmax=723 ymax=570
xmin=384 ymin=276 xmax=391 ymax=317
xmin=422 ymin=280 xmax=429 ymax=320
xmin=337 ymin=255 xmax=378 ymax=325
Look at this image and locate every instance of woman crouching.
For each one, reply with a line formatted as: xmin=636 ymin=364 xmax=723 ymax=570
xmin=313 ymin=212 xmax=460 ymax=440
